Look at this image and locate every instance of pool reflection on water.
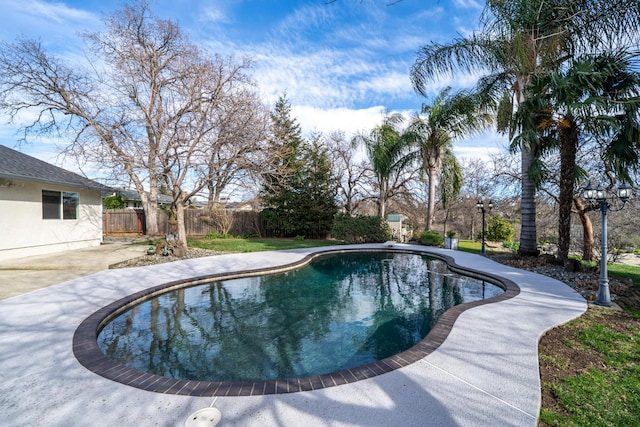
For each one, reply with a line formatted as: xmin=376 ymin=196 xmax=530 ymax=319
xmin=97 ymin=251 xmax=503 ymax=382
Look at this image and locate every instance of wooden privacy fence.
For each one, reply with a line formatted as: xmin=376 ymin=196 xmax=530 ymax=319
xmin=103 ymin=209 xmax=146 ymax=235
xmin=103 ymin=209 xmax=265 ymax=237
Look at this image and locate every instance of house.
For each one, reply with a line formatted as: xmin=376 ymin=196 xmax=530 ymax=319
xmin=111 ymin=188 xmax=173 ymax=209
xmin=387 ymin=214 xmax=412 ymax=243
xmin=0 ymin=144 xmax=112 ymax=261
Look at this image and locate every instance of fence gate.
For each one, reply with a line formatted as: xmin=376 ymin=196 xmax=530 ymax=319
xmin=103 ymin=209 xmax=145 ymax=236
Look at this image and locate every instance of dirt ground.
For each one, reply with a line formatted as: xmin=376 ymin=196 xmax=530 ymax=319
xmin=536 ymin=308 xmax=639 ymax=425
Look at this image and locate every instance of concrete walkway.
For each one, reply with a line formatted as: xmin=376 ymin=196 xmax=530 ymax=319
xmin=0 ymin=241 xmax=147 ymax=299
xmin=0 ymin=244 xmax=586 ymax=426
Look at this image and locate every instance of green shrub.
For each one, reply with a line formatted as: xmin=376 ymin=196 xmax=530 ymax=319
xmin=420 ymin=230 xmax=444 ymax=247
xmin=331 ymin=213 xmax=391 ymax=244
xmin=295 ymin=235 xmax=305 ymax=241
xmin=485 ymin=216 xmax=514 ymax=242
xmin=103 ymin=193 xmax=126 ymax=209
xmin=502 ymin=241 xmax=519 ymax=252
xmin=204 ymin=231 xmax=232 ymax=239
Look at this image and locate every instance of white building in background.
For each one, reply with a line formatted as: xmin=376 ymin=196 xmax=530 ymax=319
xmin=0 ymin=144 xmax=111 ymax=261
xmin=387 ymin=214 xmax=412 ymax=243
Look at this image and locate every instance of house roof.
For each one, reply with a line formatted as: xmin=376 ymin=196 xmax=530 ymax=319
xmin=115 ymin=188 xmax=173 ymax=204
xmin=0 ymin=144 xmax=111 ymax=191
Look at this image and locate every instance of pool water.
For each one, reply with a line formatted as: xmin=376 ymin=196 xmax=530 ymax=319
xmin=97 ymin=252 xmax=503 ymax=382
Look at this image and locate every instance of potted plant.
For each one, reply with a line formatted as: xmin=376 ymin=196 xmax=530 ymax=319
xmin=444 ymin=230 xmax=459 ymax=250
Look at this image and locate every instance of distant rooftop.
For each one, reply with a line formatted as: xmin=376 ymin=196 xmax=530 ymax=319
xmin=387 ymin=214 xmax=402 ymax=222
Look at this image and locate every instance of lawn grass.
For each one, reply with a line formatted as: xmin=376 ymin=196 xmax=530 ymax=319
xmin=457 ymin=239 xmax=507 ymax=255
xmin=457 ymin=239 xmax=482 ymax=254
xmin=188 ymin=237 xmax=338 ymax=253
xmin=608 ymin=263 xmax=640 ymax=288
xmin=539 ymin=309 xmax=640 ymax=427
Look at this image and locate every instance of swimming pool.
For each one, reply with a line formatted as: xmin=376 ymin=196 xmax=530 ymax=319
xmin=74 ymin=249 xmax=515 ymax=396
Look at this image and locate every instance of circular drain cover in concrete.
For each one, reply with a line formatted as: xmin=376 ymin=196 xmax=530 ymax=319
xmin=184 ymin=407 xmax=222 ymax=427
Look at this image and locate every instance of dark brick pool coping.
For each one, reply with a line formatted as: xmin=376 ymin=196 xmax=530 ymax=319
xmin=73 ymin=248 xmax=520 ymax=397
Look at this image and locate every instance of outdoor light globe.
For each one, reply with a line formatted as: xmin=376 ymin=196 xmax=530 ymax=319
xmin=583 ymin=182 xmax=595 ymax=200
xmin=617 ymin=183 xmax=632 ymax=202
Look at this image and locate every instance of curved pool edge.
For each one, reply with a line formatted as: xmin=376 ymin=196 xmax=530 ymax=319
xmin=72 ymin=245 xmax=520 ymax=397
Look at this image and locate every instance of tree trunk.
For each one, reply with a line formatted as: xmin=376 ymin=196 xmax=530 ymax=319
xmin=557 ymin=120 xmax=578 ymax=264
xmin=140 ymin=197 xmax=160 ymax=236
xmin=120 ymin=158 xmax=160 ymax=236
xmin=518 ymin=149 xmax=539 ymax=256
xmin=378 ymin=179 xmax=387 ymax=219
xmin=426 ymin=165 xmax=437 ymax=230
xmin=573 ymin=197 xmax=595 ymax=262
xmin=136 ymin=179 xmax=160 ymax=236
xmin=175 ymin=202 xmax=188 ymax=248
xmin=146 ymin=176 xmax=161 ymax=236
xmin=442 ymin=206 xmax=450 ymax=237
xmin=378 ymin=197 xmax=386 ymax=219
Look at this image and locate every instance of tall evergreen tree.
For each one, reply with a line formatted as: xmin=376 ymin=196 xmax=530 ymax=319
xmin=261 ymin=95 xmax=304 ymax=236
xmin=296 ymin=134 xmax=339 ymax=237
xmin=260 ymin=96 xmax=338 ymax=237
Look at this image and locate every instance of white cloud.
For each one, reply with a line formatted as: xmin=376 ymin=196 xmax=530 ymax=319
xmin=0 ymin=0 xmax=100 ymax=57
xmin=0 ymin=0 xmax=98 ymax=32
xmin=248 ymin=43 xmax=418 ymax=113
xmin=454 ymin=145 xmax=502 ymax=163
xmin=291 ymin=105 xmax=388 ymax=139
xmin=276 ymin=3 xmax=334 ymax=38
xmin=452 ymin=0 xmax=484 ymax=10
xmin=201 ymin=7 xmax=230 ymax=24
xmin=453 ymin=131 xmax=510 ymax=163
xmin=356 ymin=70 xmax=413 ymax=99
xmin=17 ymin=0 xmax=95 ymax=23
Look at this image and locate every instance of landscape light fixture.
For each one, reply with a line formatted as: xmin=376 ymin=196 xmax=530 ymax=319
xmin=476 ymin=199 xmax=493 ymax=254
xmin=582 ymin=181 xmax=632 ymax=306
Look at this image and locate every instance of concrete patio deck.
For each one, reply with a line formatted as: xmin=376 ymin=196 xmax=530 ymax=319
xmin=0 ymin=243 xmax=586 ymax=426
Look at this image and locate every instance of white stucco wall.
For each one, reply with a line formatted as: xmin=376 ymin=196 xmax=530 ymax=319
xmin=0 ymin=179 xmax=103 ymax=261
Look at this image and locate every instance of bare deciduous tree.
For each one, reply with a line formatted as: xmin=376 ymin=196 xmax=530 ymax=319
xmin=0 ymin=1 xmax=266 ymax=247
xmin=204 ymin=86 xmax=269 ymax=209
xmin=326 ymin=131 xmax=369 ymax=215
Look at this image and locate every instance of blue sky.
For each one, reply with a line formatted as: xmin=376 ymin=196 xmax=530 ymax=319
xmin=0 ymin=0 xmax=506 ymax=170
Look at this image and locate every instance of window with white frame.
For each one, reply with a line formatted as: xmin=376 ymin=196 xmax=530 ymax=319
xmin=42 ymin=190 xmax=79 ymax=220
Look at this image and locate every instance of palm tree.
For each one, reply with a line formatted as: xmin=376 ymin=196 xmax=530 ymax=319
xmin=411 ymin=0 xmax=640 ymax=256
xmin=352 ymin=114 xmax=415 ymax=219
xmin=516 ymin=51 xmax=640 ymax=263
xmin=412 ymin=1 xmax=561 ymax=255
xmin=407 ymin=88 xmax=491 ymax=230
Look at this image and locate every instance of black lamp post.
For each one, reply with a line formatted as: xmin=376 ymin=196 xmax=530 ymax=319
xmin=476 ymin=199 xmax=493 ymax=254
xmin=582 ymin=182 xmax=632 ymax=307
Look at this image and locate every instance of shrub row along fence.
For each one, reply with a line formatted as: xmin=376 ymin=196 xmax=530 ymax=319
xmin=103 ymin=209 xmax=265 ymax=237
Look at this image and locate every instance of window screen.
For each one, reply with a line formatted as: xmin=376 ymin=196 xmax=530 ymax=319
xmin=42 ymin=190 xmax=61 ymax=219
xmin=62 ymin=192 xmax=79 ymax=220
xmin=42 ymin=190 xmax=79 ymax=220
